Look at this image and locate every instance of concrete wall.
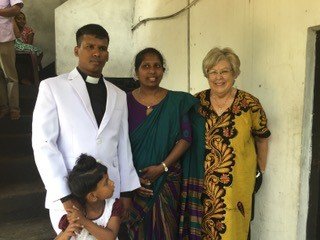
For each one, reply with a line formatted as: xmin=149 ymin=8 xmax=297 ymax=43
xmin=133 ymin=0 xmax=189 ymax=91
xmin=55 ymin=0 xmax=320 ymax=239
xmin=55 ymin=0 xmax=135 ymax=77
xmin=21 ymin=0 xmax=64 ymax=67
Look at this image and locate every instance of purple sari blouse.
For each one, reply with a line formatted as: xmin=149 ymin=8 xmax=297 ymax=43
xmin=127 ymin=92 xmax=192 ymax=142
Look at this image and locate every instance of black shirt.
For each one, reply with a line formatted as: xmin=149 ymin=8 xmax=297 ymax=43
xmin=77 ymin=68 xmax=106 ymax=126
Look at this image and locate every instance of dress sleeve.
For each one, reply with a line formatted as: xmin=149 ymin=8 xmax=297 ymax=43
xmin=111 ymin=198 xmax=123 ymax=217
xmin=250 ymin=98 xmax=271 ymax=138
xmin=180 ymin=114 xmax=193 ymax=143
xmin=58 ymin=214 xmax=69 ymax=231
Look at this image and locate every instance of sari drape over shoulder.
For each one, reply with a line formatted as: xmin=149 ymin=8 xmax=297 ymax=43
xmin=127 ymin=91 xmax=205 ymax=240
xmin=179 ymin=104 xmax=205 ymax=240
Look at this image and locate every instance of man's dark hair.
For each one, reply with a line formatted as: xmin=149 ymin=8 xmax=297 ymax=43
xmin=76 ymin=24 xmax=110 ymax=46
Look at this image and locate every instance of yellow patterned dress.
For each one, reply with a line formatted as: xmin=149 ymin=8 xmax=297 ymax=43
xmin=195 ymin=89 xmax=271 ymax=240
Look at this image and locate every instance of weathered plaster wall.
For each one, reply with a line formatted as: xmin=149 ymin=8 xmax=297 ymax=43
xmin=55 ymin=0 xmax=135 ymax=77
xmin=132 ymin=0 xmax=189 ymax=91
xmin=20 ymin=0 xmax=63 ymax=67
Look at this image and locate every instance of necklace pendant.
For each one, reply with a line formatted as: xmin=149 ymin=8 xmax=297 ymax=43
xmin=146 ymin=106 xmax=153 ymax=116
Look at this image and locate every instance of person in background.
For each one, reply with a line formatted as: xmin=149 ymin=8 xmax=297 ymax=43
xmin=32 ymin=23 xmax=140 ymax=234
xmin=125 ymin=47 xmax=204 ymax=240
xmin=0 ymin=0 xmax=23 ymax=120
xmin=12 ymin=11 xmax=43 ymax=85
xmin=14 ymin=11 xmax=43 ymax=65
xmin=194 ymin=47 xmax=271 ymax=239
xmin=14 ymin=11 xmax=33 ymax=44
xmin=55 ymin=154 xmax=122 ymax=240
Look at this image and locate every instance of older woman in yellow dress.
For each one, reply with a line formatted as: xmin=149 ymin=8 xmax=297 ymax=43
xmin=195 ymin=47 xmax=271 ymax=240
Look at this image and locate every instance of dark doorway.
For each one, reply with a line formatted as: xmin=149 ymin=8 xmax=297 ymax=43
xmin=307 ymin=30 xmax=320 ymax=240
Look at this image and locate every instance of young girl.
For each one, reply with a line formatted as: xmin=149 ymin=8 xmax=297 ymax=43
xmin=55 ymin=154 xmax=122 ymax=240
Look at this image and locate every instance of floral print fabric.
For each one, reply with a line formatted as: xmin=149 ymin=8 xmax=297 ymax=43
xmin=195 ymin=89 xmax=270 ymax=240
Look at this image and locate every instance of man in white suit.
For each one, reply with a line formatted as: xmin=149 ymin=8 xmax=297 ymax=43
xmin=32 ymin=24 xmax=140 ymax=233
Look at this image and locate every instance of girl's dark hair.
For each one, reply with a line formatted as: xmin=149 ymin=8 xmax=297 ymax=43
xmin=134 ymin=47 xmax=165 ymax=72
xmin=68 ymin=154 xmax=108 ymax=204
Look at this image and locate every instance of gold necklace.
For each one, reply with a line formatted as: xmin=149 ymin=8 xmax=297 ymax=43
xmin=137 ymin=88 xmax=161 ymax=115
xmin=211 ymin=90 xmax=233 ymax=115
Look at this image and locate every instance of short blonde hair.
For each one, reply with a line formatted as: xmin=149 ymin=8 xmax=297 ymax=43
xmin=202 ymin=47 xmax=241 ymax=78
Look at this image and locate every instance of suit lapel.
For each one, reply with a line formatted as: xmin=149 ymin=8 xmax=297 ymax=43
xmin=98 ymin=80 xmax=116 ymax=135
xmin=68 ymin=69 xmax=98 ymax=130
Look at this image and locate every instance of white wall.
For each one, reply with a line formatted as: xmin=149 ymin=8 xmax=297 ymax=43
xmin=133 ymin=0 xmax=189 ymax=91
xmin=21 ymin=0 xmax=64 ymax=67
xmin=55 ymin=0 xmax=135 ymax=77
xmin=55 ymin=0 xmax=320 ymax=239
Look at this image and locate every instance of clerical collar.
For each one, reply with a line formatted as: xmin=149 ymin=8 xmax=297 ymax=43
xmin=77 ymin=67 xmax=102 ymax=84
xmin=86 ymin=76 xmax=100 ymax=84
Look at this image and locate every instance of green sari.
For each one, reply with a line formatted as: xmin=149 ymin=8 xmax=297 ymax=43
xmin=179 ymin=103 xmax=205 ymax=239
xmin=127 ymin=91 xmax=205 ymax=240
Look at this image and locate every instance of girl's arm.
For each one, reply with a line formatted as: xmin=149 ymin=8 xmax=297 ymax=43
xmin=80 ymin=216 xmax=121 ymax=240
xmin=106 ymin=216 xmax=121 ymax=238
xmin=67 ymin=205 xmax=121 ymax=240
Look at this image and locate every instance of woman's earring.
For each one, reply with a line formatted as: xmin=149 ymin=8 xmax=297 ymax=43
xmin=133 ymin=74 xmax=139 ymax=81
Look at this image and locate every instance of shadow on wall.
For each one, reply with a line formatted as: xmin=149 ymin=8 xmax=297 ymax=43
xmin=39 ymin=62 xmax=57 ymax=80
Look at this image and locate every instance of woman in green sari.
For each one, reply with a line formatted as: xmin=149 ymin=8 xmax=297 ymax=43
xmin=125 ymin=48 xmax=204 ymax=240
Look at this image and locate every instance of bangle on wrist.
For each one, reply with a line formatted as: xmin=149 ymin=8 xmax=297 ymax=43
xmin=161 ymin=162 xmax=168 ymax=172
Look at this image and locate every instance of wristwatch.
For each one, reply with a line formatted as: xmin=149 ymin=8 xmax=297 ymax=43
xmin=161 ymin=162 xmax=168 ymax=172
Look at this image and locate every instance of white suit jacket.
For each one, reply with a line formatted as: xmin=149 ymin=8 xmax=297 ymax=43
xmin=32 ymin=68 xmax=140 ymax=209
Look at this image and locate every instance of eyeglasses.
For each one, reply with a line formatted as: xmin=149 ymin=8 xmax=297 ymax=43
xmin=208 ymin=69 xmax=233 ymax=77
